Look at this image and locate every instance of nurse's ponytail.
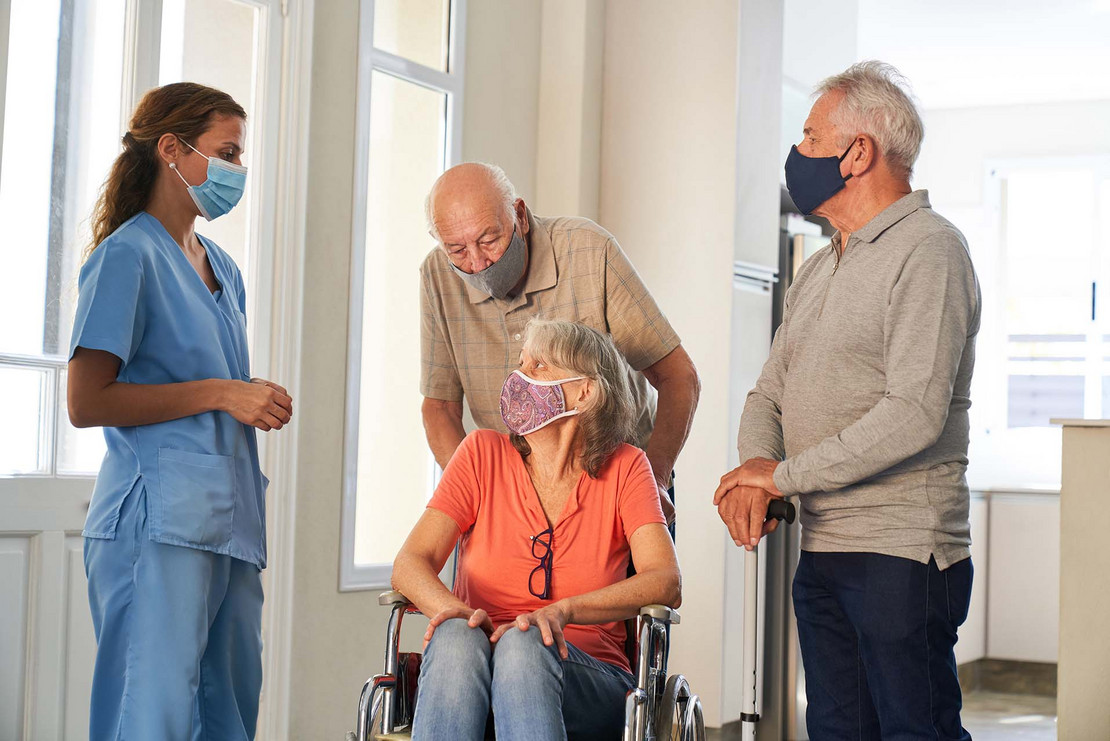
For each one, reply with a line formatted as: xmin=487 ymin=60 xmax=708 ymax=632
xmin=86 ymin=83 xmax=246 ymax=260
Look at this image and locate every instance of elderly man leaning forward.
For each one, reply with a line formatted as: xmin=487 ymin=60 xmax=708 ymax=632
xmin=420 ymin=163 xmax=699 ymax=524
xmin=714 ymin=62 xmax=980 ymax=740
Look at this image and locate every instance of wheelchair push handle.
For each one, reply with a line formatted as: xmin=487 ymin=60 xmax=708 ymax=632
xmin=766 ymin=498 xmax=796 ymax=524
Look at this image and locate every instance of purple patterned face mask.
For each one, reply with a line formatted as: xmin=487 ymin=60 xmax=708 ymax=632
xmin=499 ymin=370 xmax=585 ymax=436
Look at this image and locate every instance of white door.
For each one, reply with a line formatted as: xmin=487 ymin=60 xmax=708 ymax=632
xmin=0 ymin=1 xmax=284 ymax=738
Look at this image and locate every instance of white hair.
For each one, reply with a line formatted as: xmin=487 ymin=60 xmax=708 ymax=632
xmin=816 ymin=61 xmax=924 ymax=179
xmin=424 ymin=162 xmax=518 ymax=241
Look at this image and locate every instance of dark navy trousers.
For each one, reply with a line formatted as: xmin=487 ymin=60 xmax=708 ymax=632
xmin=792 ymin=551 xmax=973 ymax=741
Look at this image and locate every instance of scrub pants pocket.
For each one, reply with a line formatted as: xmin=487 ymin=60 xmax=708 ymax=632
xmin=85 ymin=485 xmax=263 ymax=741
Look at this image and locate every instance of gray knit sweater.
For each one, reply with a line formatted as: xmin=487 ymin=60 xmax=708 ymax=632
xmin=738 ymin=190 xmax=981 ymax=569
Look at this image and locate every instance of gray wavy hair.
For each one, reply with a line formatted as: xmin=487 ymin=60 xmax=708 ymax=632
xmin=510 ymin=318 xmax=636 ymax=478
xmin=424 ymin=162 xmax=518 ymax=242
xmin=816 ymin=61 xmax=924 ymax=179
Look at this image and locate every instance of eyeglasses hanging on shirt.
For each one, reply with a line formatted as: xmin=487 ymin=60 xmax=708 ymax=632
xmin=529 ymin=527 xmax=554 ymax=600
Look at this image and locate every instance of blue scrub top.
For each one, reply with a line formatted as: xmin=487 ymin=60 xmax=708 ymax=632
xmin=71 ymin=211 xmax=268 ymax=569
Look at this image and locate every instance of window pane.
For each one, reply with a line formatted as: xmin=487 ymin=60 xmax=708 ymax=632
xmin=373 ymin=0 xmax=450 ymax=72
xmin=1007 ymin=374 xmax=1084 ymax=428
xmin=0 ymin=0 xmax=61 ymax=356
xmin=1004 ymin=169 xmax=1095 ymax=336
xmin=56 ymin=369 xmax=106 ymax=475
xmin=0 ymin=0 xmax=126 ymax=359
xmin=1003 ymin=168 xmax=1097 ymax=426
xmin=159 ymin=0 xmax=260 ymax=281
xmin=354 ymin=72 xmax=446 ymax=566
xmin=0 ymin=366 xmax=50 ymax=475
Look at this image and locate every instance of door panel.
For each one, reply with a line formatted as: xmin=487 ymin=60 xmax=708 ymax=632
xmin=0 ymin=537 xmax=31 ymax=740
xmin=64 ymin=538 xmax=95 ymax=741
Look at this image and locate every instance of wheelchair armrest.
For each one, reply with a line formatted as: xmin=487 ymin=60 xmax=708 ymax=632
xmin=378 ymin=590 xmax=412 ymax=607
xmin=639 ymin=604 xmax=680 ymax=624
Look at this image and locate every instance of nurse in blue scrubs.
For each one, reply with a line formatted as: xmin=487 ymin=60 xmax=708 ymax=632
xmin=67 ymin=82 xmax=292 ymax=740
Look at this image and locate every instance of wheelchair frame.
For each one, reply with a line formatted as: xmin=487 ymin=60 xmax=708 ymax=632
xmin=348 ymin=591 xmax=705 ymax=741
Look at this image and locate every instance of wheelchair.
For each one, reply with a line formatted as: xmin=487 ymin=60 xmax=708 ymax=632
xmin=345 ymin=590 xmax=706 ymax=741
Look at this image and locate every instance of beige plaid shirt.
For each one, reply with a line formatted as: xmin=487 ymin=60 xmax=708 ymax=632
xmin=420 ymin=211 xmax=681 ymax=447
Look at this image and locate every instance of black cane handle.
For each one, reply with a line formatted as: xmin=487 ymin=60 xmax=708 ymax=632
xmin=766 ymin=498 xmax=796 ymax=524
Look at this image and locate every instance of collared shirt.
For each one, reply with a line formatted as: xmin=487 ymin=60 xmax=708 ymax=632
xmin=420 ymin=211 xmax=681 ymax=447
xmin=71 ymin=212 xmax=268 ymax=569
xmin=738 ymin=190 xmax=981 ymax=569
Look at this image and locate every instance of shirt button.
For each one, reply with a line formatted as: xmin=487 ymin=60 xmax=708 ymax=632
xmin=514 ymin=333 xmax=521 ymax=341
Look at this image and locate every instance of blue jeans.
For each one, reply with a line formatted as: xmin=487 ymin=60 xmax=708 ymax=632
xmin=411 ymin=619 xmax=634 ymax=740
xmin=792 ymin=551 xmax=973 ymax=741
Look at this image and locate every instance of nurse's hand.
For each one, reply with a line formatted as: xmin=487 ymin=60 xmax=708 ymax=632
xmin=222 ymin=379 xmax=293 ymax=431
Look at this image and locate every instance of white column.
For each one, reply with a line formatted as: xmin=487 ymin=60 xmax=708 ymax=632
xmin=534 ymin=0 xmax=605 ymax=219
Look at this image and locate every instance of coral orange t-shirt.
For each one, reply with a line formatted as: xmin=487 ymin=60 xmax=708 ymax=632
xmin=428 ymin=429 xmax=666 ymax=673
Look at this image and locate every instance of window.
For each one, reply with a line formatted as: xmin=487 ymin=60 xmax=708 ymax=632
xmin=0 ymin=0 xmax=281 ymax=477
xmin=969 ymin=156 xmax=1110 ymax=489
xmin=0 ymin=0 xmax=128 ymax=476
xmin=341 ymin=0 xmax=466 ymax=589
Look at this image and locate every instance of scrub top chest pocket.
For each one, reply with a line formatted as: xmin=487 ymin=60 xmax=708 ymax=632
xmin=154 ymin=447 xmax=237 ymax=549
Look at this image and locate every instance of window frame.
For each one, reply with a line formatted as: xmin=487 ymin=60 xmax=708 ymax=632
xmin=339 ymin=0 xmax=467 ymax=591
xmin=0 ymin=0 xmax=286 ymax=481
xmin=969 ymin=154 xmax=1110 ymax=490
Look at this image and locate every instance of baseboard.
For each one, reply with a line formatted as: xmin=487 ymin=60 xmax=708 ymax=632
xmin=718 ymin=719 xmax=742 ymax=736
xmin=958 ymin=658 xmax=1057 ymax=697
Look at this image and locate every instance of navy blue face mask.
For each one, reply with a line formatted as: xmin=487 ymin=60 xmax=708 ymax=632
xmin=784 ymin=140 xmax=856 ymax=215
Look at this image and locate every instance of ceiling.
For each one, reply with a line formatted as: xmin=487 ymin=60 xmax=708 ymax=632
xmin=856 ymin=0 xmax=1110 ymax=109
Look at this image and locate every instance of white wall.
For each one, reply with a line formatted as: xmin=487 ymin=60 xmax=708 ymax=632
xmin=534 ymin=0 xmax=604 ymax=219
xmin=600 ymin=0 xmax=779 ymax=726
xmin=459 ymin=0 xmax=543 ymax=202
xmin=780 ymin=0 xmax=858 ymax=178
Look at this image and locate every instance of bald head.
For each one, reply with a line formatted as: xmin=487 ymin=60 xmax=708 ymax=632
xmin=425 ymin=162 xmax=529 ymax=275
xmin=425 ymin=162 xmax=518 ymax=242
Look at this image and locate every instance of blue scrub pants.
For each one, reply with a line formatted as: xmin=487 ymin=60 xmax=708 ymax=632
xmin=84 ymin=485 xmax=264 ymax=741
xmin=792 ymin=551 xmax=973 ymax=741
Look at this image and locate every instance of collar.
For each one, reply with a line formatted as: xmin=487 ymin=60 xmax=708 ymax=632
xmin=462 ymin=209 xmax=558 ymax=308
xmin=838 ymin=189 xmax=931 ymax=247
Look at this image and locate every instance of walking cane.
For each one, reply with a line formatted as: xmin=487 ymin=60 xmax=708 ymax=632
xmin=741 ymin=497 xmax=796 ymax=741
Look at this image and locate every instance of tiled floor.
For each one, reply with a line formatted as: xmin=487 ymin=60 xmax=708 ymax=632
xmin=704 ymin=691 xmax=1057 ymax=740
xmin=962 ymin=691 xmax=1057 ymax=740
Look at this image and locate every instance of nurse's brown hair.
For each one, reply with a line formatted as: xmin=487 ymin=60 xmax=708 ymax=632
xmin=85 ymin=82 xmax=246 ymax=259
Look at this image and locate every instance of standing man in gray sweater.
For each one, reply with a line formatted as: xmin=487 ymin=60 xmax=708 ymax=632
xmin=715 ymin=62 xmax=980 ymax=740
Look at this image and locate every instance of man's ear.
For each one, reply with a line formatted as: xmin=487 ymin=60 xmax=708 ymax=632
xmin=515 ymin=198 xmax=530 ymax=238
xmin=848 ymin=134 xmax=878 ymax=177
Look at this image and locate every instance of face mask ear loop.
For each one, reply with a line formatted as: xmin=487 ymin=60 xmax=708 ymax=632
xmin=838 ymin=139 xmax=857 ymax=182
xmin=512 ymin=369 xmax=586 ymax=387
xmin=178 ymin=137 xmax=206 ymax=158
xmin=169 ymin=161 xmax=192 ymax=187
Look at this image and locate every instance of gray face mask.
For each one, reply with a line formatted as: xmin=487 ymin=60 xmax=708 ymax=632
xmin=449 ymin=226 xmax=528 ymax=300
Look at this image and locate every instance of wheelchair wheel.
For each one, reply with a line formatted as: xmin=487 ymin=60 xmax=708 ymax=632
xmin=653 ymin=674 xmax=704 ymax=741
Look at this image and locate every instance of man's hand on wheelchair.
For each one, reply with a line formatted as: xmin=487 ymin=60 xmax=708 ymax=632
xmin=423 ymin=605 xmax=494 ymax=650
xmin=490 ymin=601 xmax=572 ymax=660
xmin=714 ymin=458 xmax=786 ymax=551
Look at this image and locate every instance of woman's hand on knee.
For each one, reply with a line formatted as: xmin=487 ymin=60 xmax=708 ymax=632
xmin=490 ymin=602 xmax=571 ymax=660
xmin=423 ymin=606 xmax=493 ymax=650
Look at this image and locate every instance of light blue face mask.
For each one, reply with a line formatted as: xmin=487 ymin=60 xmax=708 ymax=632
xmin=170 ymin=138 xmax=248 ymax=221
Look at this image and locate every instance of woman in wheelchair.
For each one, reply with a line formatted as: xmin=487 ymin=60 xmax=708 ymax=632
xmin=392 ymin=318 xmax=682 ymax=740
